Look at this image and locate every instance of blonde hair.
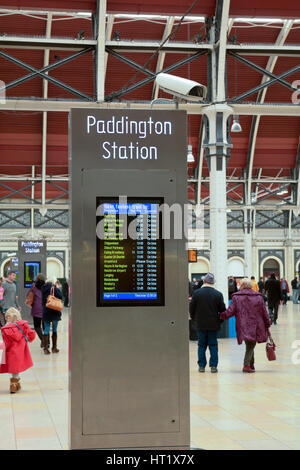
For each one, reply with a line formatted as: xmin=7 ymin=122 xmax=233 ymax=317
xmin=5 ymin=307 xmax=22 ymax=322
xmin=240 ymin=278 xmax=253 ymax=290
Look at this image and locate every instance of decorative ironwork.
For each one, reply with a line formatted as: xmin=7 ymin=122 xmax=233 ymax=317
xmin=227 ymin=210 xmax=243 ymax=228
xmin=256 ymin=211 xmax=286 ymax=229
xmin=34 ymin=210 xmax=69 ymax=228
xmin=0 ymin=210 xmax=31 ymax=228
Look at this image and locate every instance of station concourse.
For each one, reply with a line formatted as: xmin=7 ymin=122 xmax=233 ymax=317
xmin=0 ymin=0 xmax=300 ymax=451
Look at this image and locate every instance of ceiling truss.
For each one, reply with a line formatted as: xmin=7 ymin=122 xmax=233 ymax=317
xmin=0 ymin=1 xmax=299 ymax=222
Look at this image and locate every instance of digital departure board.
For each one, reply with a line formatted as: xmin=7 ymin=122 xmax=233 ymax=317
xmin=24 ymin=261 xmax=41 ymax=288
xmin=96 ymin=197 xmax=165 ymax=307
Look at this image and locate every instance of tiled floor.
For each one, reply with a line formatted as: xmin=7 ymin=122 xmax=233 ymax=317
xmin=0 ymin=302 xmax=299 ymax=450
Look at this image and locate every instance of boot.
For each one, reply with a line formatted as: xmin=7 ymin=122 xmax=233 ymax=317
xmin=16 ymin=378 xmax=21 ymax=391
xmin=243 ymin=365 xmax=255 ymax=373
xmin=250 ymin=361 xmax=255 ymax=371
xmin=42 ymin=334 xmax=51 ymax=355
xmin=10 ymin=378 xmax=19 ymax=393
xmin=52 ymin=332 xmax=59 ymax=353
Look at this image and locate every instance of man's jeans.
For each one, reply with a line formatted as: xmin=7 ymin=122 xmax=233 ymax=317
xmin=292 ymin=289 xmax=299 ymax=304
xmin=197 ymin=330 xmax=218 ymax=368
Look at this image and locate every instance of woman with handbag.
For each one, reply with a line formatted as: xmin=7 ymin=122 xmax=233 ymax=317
xmin=220 ymin=278 xmax=271 ymax=373
xmin=41 ymin=276 xmax=63 ymax=355
xmin=26 ymin=273 xmax=46 ymax=346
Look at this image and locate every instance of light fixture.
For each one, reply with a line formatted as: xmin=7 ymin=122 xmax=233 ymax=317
xmin=231 ymin=115 xmax=242 ymax=133
xmin=187 ymin=144 xmax=195 ymax=163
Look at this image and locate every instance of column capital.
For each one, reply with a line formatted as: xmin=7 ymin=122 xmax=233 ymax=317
xmin=202 ymin=103 xmax=233 ymax=121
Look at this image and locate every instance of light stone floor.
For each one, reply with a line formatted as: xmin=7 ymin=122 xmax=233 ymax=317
xmin=0 ymin=302 xmax=299 ymax=450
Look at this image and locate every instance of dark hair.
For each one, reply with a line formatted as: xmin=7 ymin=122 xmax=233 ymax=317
xmin=270 ymin=273 xmax=276 ymax=279
xmin=8 ymin=271 xmax=16 ymax=275
xmin=35 ymin=273 xmax=46 ymax=290
xmin=251 ymin=276 xmax=255 ymax=280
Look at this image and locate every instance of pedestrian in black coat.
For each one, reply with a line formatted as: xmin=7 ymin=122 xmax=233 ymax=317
xmin=264 ymin=273 xmax=281 ymax=325
xmin=189 ymin=273 xmax=226 ymax=373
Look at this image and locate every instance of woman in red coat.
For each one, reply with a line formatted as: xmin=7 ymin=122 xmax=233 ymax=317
xmin=0 ymin=307 xmax=35 ymax=393
xmin=220 ymin=278 xmax=271 ymax=373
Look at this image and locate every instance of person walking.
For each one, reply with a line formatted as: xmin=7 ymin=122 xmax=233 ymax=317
xmin=228 ymin=276 xmax=238 ymax=300
xmin=264 ymin=273 xmax=282 ymax=325
xmin=26 ymin=273 xmax=46 ymax=345
xmin=258 ymin=277 xmax=265 ymax=294
xmin=220 ymin=278 xmax=271 ymax=373
xmin=62 ymin=279 xmax=69 ymax=307
xmin=251 ymin=276 xmax=259 ymax=292
xmin=0 ymin=279 xmax=4 ymax=327
xmin=41 ymin=277 xmax=63 ymax=355
xmin=189 ymin=273 xmax=226 ymax=373
xmin=280 ymin=278 xmax=289 ymax=305
xmin=291 ymin=277 xmax=298 ymax=304
xmin=2 ymin=271 xmax=20 ymax=316
xmin=0 ymin=307 xmax=35 ymax=393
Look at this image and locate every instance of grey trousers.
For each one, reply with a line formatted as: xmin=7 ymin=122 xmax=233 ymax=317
xmin=244 ymin=340 xmax=256 ymax=366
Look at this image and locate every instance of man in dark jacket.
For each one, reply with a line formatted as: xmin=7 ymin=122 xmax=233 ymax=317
xmin=291 ymin=277 xmax=298 ymax=304
xmin=264 ymin=273 xmax=281 ymax=325
xmin=189 ymin=273 xmax=226 ymax=373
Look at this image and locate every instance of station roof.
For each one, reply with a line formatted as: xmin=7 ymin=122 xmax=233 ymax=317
xmin=0 ymin=0 xmax=299 ymax=206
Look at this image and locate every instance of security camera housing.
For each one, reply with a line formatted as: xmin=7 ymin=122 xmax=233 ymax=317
xmin=155 ymin=73 xmax=207 ymax=102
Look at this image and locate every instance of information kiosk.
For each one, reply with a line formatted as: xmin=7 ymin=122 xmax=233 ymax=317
xmin=18 ymin=240 xmax=47 ymax=323
xmin=70 ymin=109 xmax=190 ymax=449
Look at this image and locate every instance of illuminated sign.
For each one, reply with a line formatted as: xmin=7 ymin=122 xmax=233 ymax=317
xmin=96 ymin=197 xmax=165 ymax=306
xmin=24 ymin=261 xmax=41 ymax=288
xmin=188 ymin=249 xmax=197 ymax=263
xmin=20 ymin=241 xmax=45 ymax=254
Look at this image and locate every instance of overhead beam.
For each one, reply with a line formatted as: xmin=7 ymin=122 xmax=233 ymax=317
xmin=1 ymin=99 xmax=300 ymax=115
xmin=105 ymin=40 xmax=212 ymax=53
xmin=227 ymin=44 xmax=300 ymax=57
xmin=0 ymin=36 xmax=96 ymax=50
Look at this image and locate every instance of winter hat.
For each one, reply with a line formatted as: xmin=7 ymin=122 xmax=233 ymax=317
xmin=203 ymin=273 xmax=215 ymax=285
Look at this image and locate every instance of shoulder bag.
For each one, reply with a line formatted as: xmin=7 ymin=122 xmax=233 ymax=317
xmin=46 ymin=286 xmax=63 ymax=312
xmin=25 ymin=289 xmax=34 ymax=307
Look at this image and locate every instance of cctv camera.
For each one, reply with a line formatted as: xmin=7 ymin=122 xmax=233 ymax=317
xmin=155 ymin=73 xmax=207 ymax=102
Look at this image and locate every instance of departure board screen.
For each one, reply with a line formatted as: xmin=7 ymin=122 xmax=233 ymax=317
xmin=96 ymin=197 xmax=165 ymax=307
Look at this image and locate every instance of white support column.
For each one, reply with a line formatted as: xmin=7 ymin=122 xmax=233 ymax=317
xmin=41 ymin=13 xmax=52 ymax=211
xmin=96 ymin=0 xmax=107 ymax=101
xmin=104 ymin=14 xmax=114 ymax=75
xmin=152 ymin=16 xmax=174 ymax=99
xmin=31 ymin=165 xmax=35 ymax=238
xmin=204 ymin=104 xmax=232 ymax=304
xmin=244 ymin=208 xmax=253 ymax=278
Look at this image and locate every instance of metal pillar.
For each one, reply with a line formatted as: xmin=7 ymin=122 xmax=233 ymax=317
xmin=244 ymin=208 xmax=253 ymax=278
xmin=203 ymin=104 xmax=232 ymax=304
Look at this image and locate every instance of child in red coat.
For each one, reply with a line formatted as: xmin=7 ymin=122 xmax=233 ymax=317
xmin=0 ymin=307 xmax=36 ymax=393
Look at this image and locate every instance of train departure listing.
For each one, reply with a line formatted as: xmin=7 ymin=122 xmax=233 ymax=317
xmin=96 ymin=198 xmax=164 ymax=307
